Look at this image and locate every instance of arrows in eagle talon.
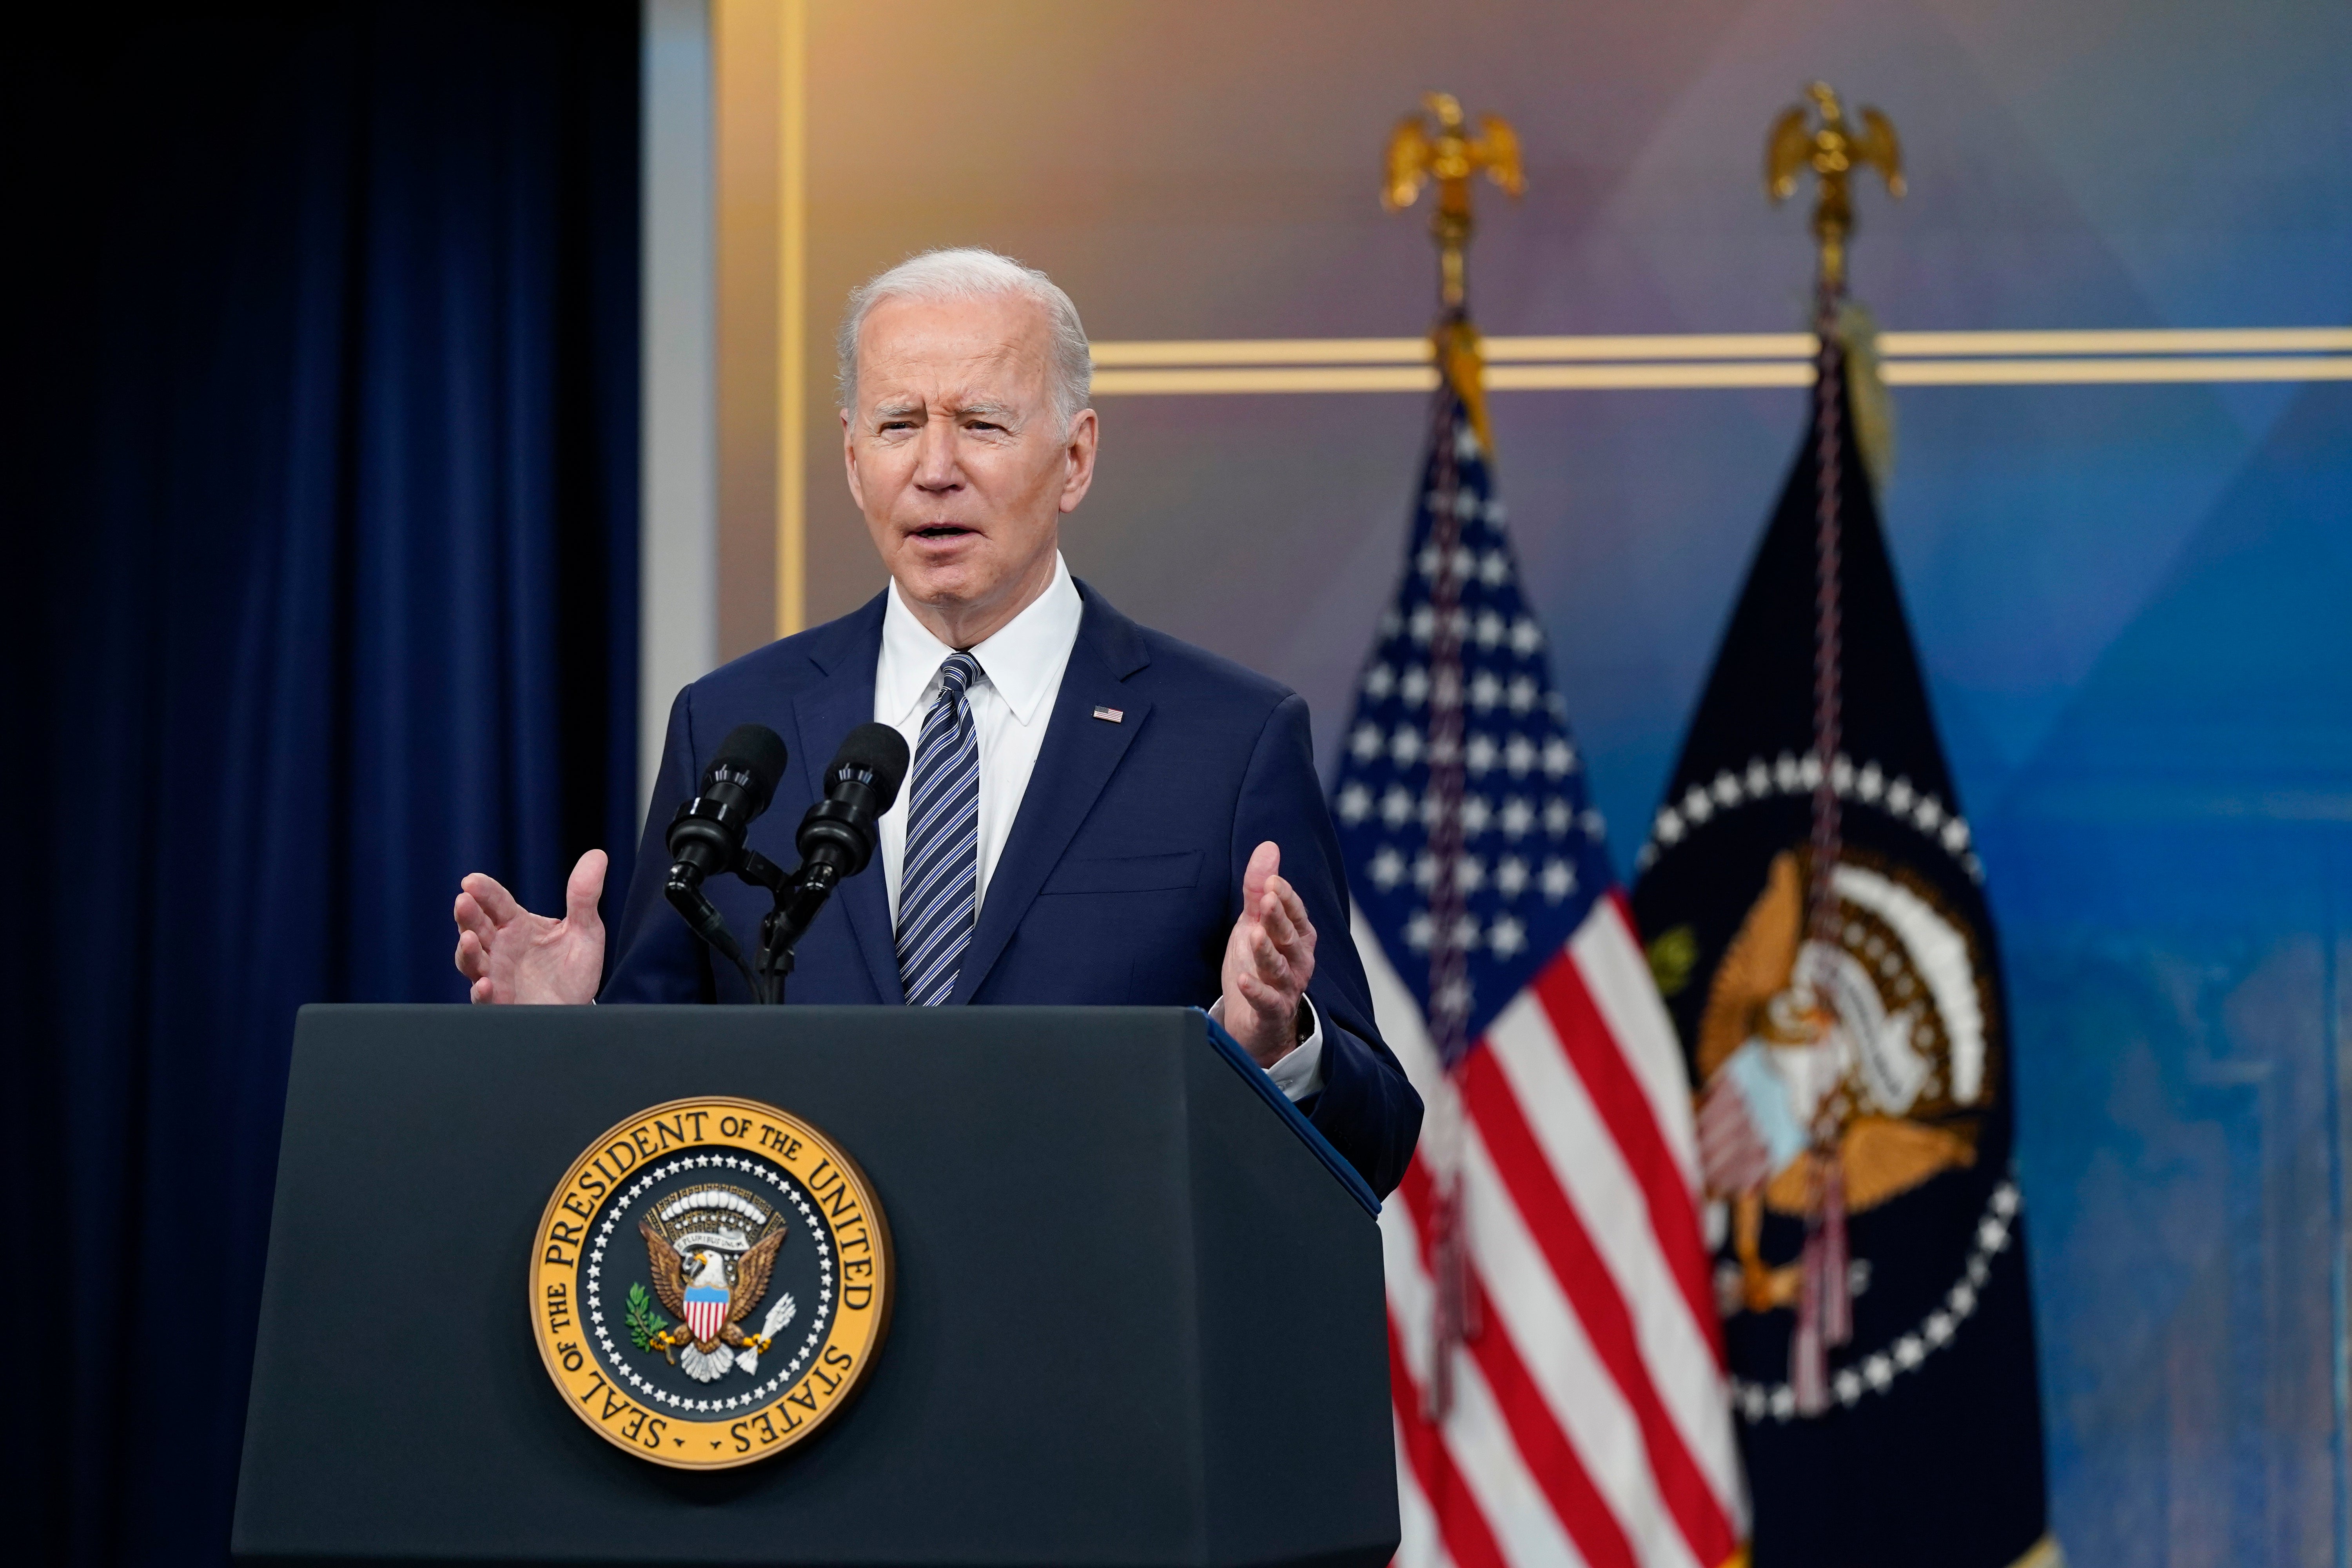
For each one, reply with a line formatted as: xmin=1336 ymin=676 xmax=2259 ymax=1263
xmin=738 ymin=1292 xmax=797 ymax=1374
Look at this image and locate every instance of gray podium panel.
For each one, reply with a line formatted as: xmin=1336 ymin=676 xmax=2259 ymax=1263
xmin=232 ymin=1005 xmax=1395 ymax=1568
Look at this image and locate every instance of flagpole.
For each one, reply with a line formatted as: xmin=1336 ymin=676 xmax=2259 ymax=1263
xmin=1766 ymin=79 xmax=1904 ymax=1415
xmin=1383 ymin=89 xmax=1521 ymax=1421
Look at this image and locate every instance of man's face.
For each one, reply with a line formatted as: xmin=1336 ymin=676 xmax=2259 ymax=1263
xmin=843 ymin=291 xmax=1097 ymax=642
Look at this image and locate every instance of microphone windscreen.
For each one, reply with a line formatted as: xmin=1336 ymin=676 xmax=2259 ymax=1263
xmin=830 ymin=721 xmax=912 ymax=810
xmin=710 ymin=724 xmax=790 ymax=812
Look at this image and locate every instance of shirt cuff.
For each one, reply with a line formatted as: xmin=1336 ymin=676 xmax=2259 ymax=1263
xmin=1207 ymin=995 xmax=1327 ymax=1103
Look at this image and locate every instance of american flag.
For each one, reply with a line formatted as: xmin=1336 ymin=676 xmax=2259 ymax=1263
xmin=1332 ymin=372 xmax=1747 ymax=1568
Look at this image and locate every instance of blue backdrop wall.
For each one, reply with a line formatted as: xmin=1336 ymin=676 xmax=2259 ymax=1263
xmin=0 ymin=4 xmax=639 ymax=1561
xmin=800 ymin=3 xmax=2352 ymax=1562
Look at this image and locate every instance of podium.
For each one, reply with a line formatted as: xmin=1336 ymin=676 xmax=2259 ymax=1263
xmin=232 ymin=1004 xmax=1397 ymax=1567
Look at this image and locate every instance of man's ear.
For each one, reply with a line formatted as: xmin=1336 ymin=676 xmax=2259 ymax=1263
xmin=1058 ymin=407 xmax=1099 ymax=515
xmin=841 ymin=408 xmax=865 ymax=512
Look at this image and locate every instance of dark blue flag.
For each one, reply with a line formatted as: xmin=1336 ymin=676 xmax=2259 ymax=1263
xmin=1630 ymin=356 xmax=2053 ymax=1568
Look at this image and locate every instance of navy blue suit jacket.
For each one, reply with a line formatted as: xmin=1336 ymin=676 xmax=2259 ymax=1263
xmin=603 ymin=581 xmax=1422 ymax=1198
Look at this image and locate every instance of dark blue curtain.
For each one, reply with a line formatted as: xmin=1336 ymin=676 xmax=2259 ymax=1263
xmin=0 ymin=4 xmax=640 ymax=1561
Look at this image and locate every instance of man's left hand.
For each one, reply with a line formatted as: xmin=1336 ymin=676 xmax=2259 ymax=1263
xmin=1221 ymin=840 xmax=1317 ymax=1067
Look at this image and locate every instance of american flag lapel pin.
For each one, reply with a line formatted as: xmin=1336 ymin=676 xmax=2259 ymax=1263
xmin=1093 ymin=705 xmax=1124 ymax=723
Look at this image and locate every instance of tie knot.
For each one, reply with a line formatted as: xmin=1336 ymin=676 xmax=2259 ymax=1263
xmin=938 ymin=652 xmax=982 ymax=700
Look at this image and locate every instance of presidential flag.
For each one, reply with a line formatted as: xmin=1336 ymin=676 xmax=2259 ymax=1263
xmin=1333 ymin=341 xmax=1745 ymax=1568
xmin=1627 ymin=338 xmax=2052 ymax=1567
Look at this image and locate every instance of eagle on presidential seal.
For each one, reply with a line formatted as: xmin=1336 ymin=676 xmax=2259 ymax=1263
xmin=633 ymin=1184 xmax=797 ymax=1383
xmin=1693 ymin=841 xmax=1995 ymax=1313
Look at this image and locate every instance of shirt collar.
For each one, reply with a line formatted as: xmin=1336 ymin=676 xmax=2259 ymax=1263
xmin=877 ymin=552 xmax=1083 ymax=728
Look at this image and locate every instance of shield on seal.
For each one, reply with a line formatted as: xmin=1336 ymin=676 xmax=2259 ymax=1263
xmin=684 ymin=1284 xmax=728 ymax=1343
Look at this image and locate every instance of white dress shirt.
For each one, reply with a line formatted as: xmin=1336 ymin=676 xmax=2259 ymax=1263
xmin=872 ymin=553 xmax=1324 ymax=1100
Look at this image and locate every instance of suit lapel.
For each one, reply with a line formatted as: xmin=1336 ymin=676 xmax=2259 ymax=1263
xmin=789 ymin=592 xmax=903 ymax=1004
xmin=953 ymin=584 xmax=1152 ymax=1003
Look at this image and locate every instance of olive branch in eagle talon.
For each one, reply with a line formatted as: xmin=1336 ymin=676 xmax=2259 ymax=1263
xmin=637 ymin=1215 xmax=790 ymax=1360
xmin=624 ymin=1282 xmax=671 ymax=1351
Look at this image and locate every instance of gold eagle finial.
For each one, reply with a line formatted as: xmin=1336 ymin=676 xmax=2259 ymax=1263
xmin=1383 ymin=91 xmax=1523 ymax=309
xmin=1766 ymin=82 xmax=1904 ymax=290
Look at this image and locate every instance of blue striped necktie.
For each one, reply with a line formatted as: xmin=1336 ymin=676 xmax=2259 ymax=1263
xmin=896 ymin=652 xmax=983 ymax=1006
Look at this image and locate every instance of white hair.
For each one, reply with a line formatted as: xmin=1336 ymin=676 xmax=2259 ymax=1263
xmin=835 ymin=247 xmax=1093 ymax=432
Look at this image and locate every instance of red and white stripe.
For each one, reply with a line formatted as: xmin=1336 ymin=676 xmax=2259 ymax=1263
xmin=1360 ymin=893 xmax=1746 ymax=1568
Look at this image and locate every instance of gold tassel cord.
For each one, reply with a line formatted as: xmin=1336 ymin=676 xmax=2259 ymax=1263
xmin=1839 ymin=300 xmax=1897 ymax=497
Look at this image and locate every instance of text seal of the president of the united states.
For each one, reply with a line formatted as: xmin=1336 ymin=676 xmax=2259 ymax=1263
xmin=532 ymin=1096 xmax=893 ymax=1468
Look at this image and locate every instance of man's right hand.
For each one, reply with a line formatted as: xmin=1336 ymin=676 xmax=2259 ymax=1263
xmin=452 ymin=849 xmax=608 ymax=1004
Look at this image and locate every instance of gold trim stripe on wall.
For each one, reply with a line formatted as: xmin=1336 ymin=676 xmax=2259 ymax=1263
xmin=1088 ymin=328 xmax=2352 ymax=394
xmin=773 ymin=0 xmax=808 ymax=639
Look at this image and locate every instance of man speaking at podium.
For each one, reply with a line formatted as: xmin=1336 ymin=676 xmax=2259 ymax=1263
xmin=453 ymin=249 xmax=1419 ymax=1197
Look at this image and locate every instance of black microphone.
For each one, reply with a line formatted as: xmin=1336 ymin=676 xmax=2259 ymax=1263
xmin=754 ymin=724 xmax=911 ymax=991
xmin=662 ymin=725 xmax=787 ymax=996
xmin=796 ymin=722 xmax=912 ymax=881
xmin=665 ymin=724 xmax=789 ymax=889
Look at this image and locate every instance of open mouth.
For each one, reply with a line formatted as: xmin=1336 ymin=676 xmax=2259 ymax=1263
xmin=913 ymin=524 xmax=974 ymax=540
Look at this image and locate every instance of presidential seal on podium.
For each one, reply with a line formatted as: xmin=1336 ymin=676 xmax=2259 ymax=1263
xmin=530 ymin=1096 xmax=893 ymax=1468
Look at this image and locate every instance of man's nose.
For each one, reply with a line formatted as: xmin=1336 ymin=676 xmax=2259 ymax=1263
xmin=912 ymin=417 xmax=960 ymax=491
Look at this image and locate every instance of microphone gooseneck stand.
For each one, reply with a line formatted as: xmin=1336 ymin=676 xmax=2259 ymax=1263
xmin=662 ymin=879 xmax=762 ymax=997
xmin=666 ymin=849 xmax=847 ymax=1005
xmin=661 ymin=721 xmax=909 ymax=1005
xmin=730 ymin=850 xmax=842 ymax=1005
